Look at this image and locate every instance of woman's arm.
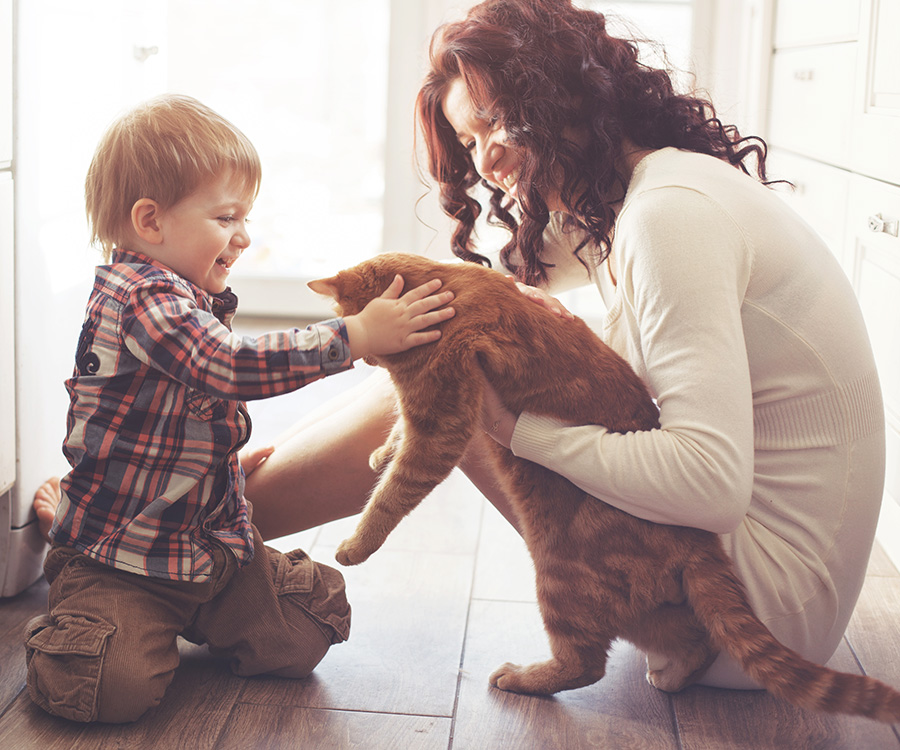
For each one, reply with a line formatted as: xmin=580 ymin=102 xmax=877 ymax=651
xmin=502 ymin=189 xmax=756 ymax=534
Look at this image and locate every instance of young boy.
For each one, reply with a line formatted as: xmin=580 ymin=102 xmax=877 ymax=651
xmin=23 ymin=94 xmax=455 ymax=724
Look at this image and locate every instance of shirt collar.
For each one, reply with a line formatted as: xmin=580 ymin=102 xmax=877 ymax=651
xmin=109 ymin=248 xmax=239 ymax=326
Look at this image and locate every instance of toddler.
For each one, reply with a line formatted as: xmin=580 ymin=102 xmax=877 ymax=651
xmin=23 ymin=94 xmax=454 ymax=723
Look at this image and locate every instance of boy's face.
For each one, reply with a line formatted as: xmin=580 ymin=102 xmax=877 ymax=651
xmin=151 ymin=173 xmax=253 ymax=294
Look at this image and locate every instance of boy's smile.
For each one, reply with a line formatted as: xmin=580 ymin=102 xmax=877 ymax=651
xmin=137 ymin=172 xmax=254 ymax=294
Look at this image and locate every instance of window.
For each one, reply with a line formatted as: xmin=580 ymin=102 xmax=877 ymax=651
xmin=166 ymin=1 xmax=696 ymax=315
xmin=167 ymin=0 xmax=391 ymax=282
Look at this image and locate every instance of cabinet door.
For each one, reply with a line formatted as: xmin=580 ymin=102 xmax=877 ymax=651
xmin=774 ymin=0 xmax=861 ymax=48
xmin=850 ymin=0 xmax=900 ymax=184
xmin=0 ymin=172 xmax=13 ymax=494
xmin=768 ymin=43 xmax=857 ymax=168
xmin=846 ymin=174 xmax=900 ymax=559
xmin=0 ymin=0 xmax=10 ymax=165
xmin=767 ymin=148 xmax=851 ymax=267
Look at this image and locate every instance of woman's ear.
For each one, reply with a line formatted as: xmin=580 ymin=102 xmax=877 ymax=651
xmin=131 ymin=199 xmax=163 ymax=244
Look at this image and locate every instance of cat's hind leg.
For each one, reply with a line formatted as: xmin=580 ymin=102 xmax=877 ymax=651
xmin=627 ymin=603 xmax=717 ymax=692
xmin=489 ymin=637 xmax=611 ymax=695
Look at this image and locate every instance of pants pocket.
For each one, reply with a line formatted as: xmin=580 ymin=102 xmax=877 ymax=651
xmin=24 ymin=613 xmax=117 ymax=723
xmin=271 ymin=547 xmax=351 ymax=644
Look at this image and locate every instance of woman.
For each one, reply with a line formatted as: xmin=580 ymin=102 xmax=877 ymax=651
xmin=415 ymin=0 xmax=885 ymax=688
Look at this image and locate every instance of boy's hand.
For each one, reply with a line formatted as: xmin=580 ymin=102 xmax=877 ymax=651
xmin=344 ymin=275 xmax=455 ymax=360
xmin=239 ymin=444 xmax=275 ymax=477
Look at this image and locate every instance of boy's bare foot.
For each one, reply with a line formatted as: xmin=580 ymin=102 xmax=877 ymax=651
xmin=33 ymin=477 xmax=61 ymax=543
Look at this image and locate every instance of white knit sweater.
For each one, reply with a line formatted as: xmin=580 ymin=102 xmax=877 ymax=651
xmin=510 ymin=148 xmax=885 ymax=680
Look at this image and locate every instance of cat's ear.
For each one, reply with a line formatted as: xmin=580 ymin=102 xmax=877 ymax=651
xmin=308 ymin=276 xmax=340 ymax=299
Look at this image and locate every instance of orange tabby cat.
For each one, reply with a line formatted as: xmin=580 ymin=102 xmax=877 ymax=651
xmin=309 ymin=251 xmax=900 ymax=722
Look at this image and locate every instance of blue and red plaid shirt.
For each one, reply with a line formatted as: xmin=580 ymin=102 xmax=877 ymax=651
xmin=52 ymin=250 xmax=352 ymax=581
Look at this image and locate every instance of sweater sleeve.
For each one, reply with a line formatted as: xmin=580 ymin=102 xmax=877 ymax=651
xmin=511 ymin=187 xmax=755 ymax=534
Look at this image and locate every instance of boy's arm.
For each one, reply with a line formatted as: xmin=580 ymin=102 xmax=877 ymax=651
xmin=121 ymin=274 xmax=454 ymax=401
xmin=121 ymin=277 xmax=353 ymax=400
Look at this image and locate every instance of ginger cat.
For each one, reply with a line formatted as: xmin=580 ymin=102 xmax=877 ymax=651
xmin=309 ymin=252 xmax=900 ymax=722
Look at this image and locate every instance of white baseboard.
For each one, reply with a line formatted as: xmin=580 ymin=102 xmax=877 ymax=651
xmin=876 ymin=497 xmax=900 ymax=572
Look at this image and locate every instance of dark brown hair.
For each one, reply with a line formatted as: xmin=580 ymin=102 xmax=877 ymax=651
xmin=416 ymin=0 xmax=770 ymax=285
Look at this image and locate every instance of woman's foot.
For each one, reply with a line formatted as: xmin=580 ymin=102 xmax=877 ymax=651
xmin=33 ymin=477 xmax=60 ymax=543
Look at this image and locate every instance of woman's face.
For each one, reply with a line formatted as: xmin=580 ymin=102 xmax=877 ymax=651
xmin=441 ymin=77 xmax=565 ymax=211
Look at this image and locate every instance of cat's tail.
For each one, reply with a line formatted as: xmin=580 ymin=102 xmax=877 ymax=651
xmin=683 ymin=557 xmax=900 ymax=722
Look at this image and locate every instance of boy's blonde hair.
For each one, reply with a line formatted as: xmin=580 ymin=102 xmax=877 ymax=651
xmin=85 ymin=94 xmax=262 ymax=261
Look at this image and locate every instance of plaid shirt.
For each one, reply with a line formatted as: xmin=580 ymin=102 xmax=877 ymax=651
xmin=52 ymin=250 xmax=352 ymax=581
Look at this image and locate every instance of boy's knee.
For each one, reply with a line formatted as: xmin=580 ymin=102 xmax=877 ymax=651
xmin=264 ymin=614 xmax=333 ymax=678
xmin=24 ymin=614 xmax=169 ymax=723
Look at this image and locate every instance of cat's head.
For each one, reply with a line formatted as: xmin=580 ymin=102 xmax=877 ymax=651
xmin=308 ymin=259 xmax=390 ymax=317
xmin=308 ymin=253 xmax=434 ymax=317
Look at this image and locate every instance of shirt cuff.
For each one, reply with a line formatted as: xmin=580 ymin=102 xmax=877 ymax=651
xmin=321 ymin=318 xmax=352 ymax=373
xmin=509 ymin=412 xmax=569 ymax=465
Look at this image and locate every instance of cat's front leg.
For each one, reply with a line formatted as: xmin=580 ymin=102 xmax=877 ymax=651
xmin=335 ymin=536 xmax=375 ymax=566
xmin=335 ymin=507 xmax=396 ymax=565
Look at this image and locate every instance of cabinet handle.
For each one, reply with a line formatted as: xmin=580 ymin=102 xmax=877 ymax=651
xmin=133 ymin=45 xmax=159 ymax=63
xmin=867 ymin=213 xmax=899 ymax=237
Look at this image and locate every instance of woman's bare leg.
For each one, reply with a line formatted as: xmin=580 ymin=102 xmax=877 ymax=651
xmin=247 ymin=368 xmax=524 ymax=541
xmin=459 ymin=432 xmax=523 ymax=536
xmin=245 ymin=370 xmax=399 ymax=541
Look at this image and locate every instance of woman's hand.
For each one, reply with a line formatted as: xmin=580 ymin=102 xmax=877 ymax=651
xmin=480 ymin=376 xmax=518 ymax=448
xmin=509 ymin=277 xmax=575 ymax=320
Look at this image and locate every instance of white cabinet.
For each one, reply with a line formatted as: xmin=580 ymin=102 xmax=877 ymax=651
xmin=768 ymin=149 xmax=851 ymax=265
xmin=768 ymin=44 xmax=857 ymax=168
xmin=850 ymin=0 xmax=900 ymax=185
xmin=773 ymin=0 xmax=861 ymax=47
xmin=767 ymin=0 xmax=900 ymax=566
xmin=846 ymin=175 xmax=900 ymax=547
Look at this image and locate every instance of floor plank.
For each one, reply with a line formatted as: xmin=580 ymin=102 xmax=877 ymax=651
xmin=4 ymin=361 xmax=900 ymax=750
xmin=471 ymin=500 xmax=536 ymax=604
xmin=0 ymin=576 xmax=47 ymax=712
xmin=672 ymin=639 xmax=900 ymax=749
xmin=865 ymin=542 xmax=900 ymax=578
xmin=0 ymin=640 xmax=245 ymax=750
xmin=452 ymin=599 xmax=679 ymax=750
xmin=238 ymin=545 xmax=474 ymax=717
xmin=216 ymin=705 xmax=451 ymax=750
xmin=845 ymin=574 xmax=900 ymax=745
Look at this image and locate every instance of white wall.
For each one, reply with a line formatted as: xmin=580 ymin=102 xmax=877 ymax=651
xmin=13 ymin=0 xmax=166 ymax=520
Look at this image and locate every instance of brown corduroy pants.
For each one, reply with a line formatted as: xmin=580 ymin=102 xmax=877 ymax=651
xmin=24 ymin=524 xmax=350 ymax=723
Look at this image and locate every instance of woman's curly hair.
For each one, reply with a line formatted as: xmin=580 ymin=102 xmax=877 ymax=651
xmin=416 ymin=0 xmax=771 ymax=285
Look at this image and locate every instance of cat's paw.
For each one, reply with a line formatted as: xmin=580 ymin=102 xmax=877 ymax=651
xmin=368 ymin=444 xmax=392 ymax=472
xmin=335 ymin=537 xmax=373 ymax=566
xmin=489 ymin=662 xmax=527 ymax=693
xmin=645 ymin=650 xmax=715 ymax=693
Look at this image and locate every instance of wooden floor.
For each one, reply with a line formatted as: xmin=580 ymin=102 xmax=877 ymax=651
xmin=2 ymin=367 xmax=900 ymax=749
